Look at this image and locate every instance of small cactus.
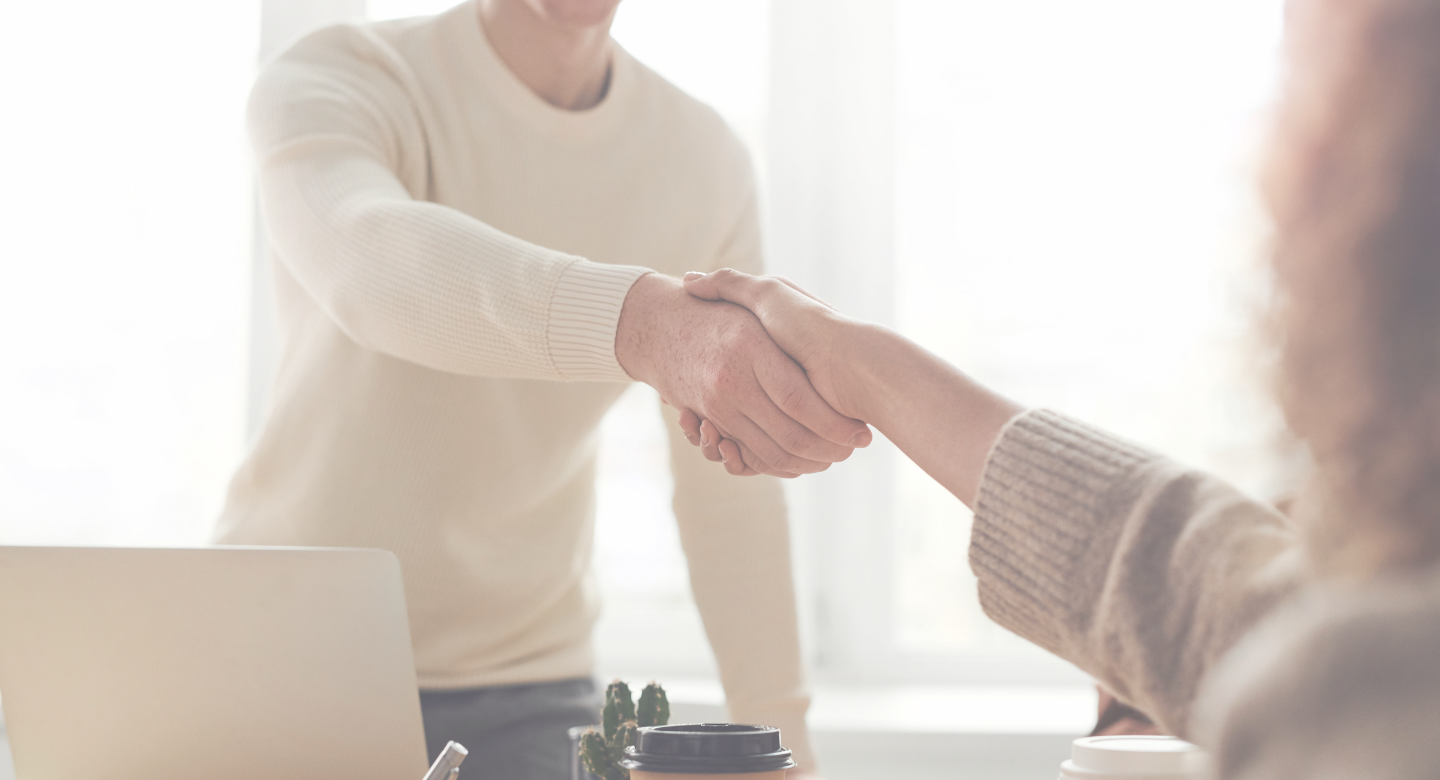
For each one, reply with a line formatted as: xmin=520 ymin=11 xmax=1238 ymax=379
xmin=580 ymin=730 xmax=623 ymax=780
xmin=636 ymin=682 xmax=669 ymax=728
xmin=580 ymin=679 xmax=668 ymax=780
xmin=602 ymin=680 xmax=636 ymax=742
xmin=609 ymin=721 xmax=638 ymax=767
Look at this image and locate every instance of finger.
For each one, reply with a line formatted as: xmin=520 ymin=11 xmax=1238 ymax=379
xmin=713 ymin=409 xmax=833 ymax=476
xmin=732 ymin=412 xmax=834 ymax=475
xmin=755 ymin=355 xmax=872 ymax=451
xmin=698 ymin=419 xmax=725 ymax=463
xmin=704 ymin=422 xmax=768 ymax=476
xmin=712 ymin=418 xmax=778 ymax=474
xmin=716 ymin=435 xmax=764 ymax=476
xmin=724 ymin=437 xmax=793 ymax=478
xmin=682 ymin=268 xmax=781 ymax=311
xmin=678 ymin=408 xmax=703 ymax=446
xmin=718 ymin=438 xmax=748 ymax=476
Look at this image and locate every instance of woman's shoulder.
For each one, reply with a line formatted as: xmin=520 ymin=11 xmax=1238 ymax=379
xmin=1195 ymin=570 xmax=1440 ymax=779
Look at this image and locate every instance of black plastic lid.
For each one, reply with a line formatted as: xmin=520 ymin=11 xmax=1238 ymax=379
xmin=620 ymin=724 xmax=796 ymax=774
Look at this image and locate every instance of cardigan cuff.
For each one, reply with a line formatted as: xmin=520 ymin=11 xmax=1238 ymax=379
xmin=968 ymin=409 xmax=1157 ymax=655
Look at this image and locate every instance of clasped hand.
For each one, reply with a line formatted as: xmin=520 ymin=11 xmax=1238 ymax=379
xmin=677 ymin=269 xmax=865 ymax=475
xmin=615 ymin=273 xmax=869 ymax=478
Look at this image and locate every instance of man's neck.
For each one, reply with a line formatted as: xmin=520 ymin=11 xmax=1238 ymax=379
xmin=477 ymin=0 xmax=615 ymax=111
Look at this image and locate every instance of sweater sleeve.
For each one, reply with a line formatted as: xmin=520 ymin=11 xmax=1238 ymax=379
xmin=249 ymin=25 xmax=652 ymax=381
xmin=969 ymin=409 xmax=1306 ymax=738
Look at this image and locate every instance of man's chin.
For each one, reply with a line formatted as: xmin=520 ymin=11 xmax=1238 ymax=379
xmin=527 ymin=0 xmax=622 ymax=28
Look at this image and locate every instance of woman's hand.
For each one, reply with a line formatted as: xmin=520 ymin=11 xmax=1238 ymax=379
xmin=676 ymin=269 xmax=872 ymax=474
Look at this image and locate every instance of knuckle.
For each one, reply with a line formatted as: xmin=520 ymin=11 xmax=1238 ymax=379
xmin=704 ymin=362 xmax=742 ymax=396
xmin=767 ymin=451 xmax=803 ymax=473
xmin=773 ymin=382 xmax=808 ymax=416
xmin=778 ymin=425 xmax=810 ymax=456
xmin=719 ymin=368 xmax=749 ymax=397
xmin=741 ymin=447 xmax=774 ymax=472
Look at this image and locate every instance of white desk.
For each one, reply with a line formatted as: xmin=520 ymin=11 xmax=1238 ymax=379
xmin=653 ymin=680 xmax=1092 ymax=780
xmin=0 ymin=685 xmax=1090 ymax=780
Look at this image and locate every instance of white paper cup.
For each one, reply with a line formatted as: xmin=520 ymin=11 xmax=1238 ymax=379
xmin=1058 ymin=735 xmax=1209 ymax=779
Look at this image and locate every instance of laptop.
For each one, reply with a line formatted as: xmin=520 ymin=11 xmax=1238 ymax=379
xmin=0 ymin=546 xmax=429 ymax=780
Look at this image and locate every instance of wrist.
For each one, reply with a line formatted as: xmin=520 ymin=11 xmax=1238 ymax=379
xmin=614 ymin=272 xmax=676 ymax=383
xmin=835 ymin=321 xmax=902 ymax=423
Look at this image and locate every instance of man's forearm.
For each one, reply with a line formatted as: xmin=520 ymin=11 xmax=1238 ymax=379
xmin=262 ymin=149 xmax=652 ymax=382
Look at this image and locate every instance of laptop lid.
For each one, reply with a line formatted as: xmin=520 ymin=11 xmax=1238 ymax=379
xmin=0 ymin=546 xmax=429 ymax=780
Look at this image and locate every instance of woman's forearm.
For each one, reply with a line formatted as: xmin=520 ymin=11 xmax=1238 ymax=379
xmin=840 ymin=322 xmax=1025 ymax=507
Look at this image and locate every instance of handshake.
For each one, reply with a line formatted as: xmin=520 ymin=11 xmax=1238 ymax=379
xmin=615 ymin=269 xmax=870 ymax=478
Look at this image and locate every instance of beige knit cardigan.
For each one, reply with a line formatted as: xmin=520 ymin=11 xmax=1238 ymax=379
xmin=973 ymin=409 xmax=1440 ymax=779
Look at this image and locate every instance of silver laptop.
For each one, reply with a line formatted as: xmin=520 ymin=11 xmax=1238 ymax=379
xmin=0 ymin=546 xmax=429 ymax=780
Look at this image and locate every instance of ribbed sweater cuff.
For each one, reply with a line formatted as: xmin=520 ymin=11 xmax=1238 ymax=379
xmin=969 ymin=409 xmax=1158 ymax=656
xmin=546 ymin=260 xmax=654 ymax=382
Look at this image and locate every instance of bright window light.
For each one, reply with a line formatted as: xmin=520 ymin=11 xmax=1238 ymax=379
xmin=0 ymin=1 xmax=259 ymax=547
xmin=0 ymin=0 xmax=1295 ymax=690
xmin=891 ymin=0 xmax=1287 ymax=654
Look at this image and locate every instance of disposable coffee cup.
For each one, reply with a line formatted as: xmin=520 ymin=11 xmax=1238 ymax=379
xmin=620 ymin=723 xmax=797 ymax=780
xmin=1059 ymin=735 xmax=1209 ymax=779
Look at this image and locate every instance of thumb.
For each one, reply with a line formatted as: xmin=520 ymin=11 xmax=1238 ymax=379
xmin=681 ymin=270 xmax=719 ymax=300
xmin=682 ymin=268 xmax=763 ymax=310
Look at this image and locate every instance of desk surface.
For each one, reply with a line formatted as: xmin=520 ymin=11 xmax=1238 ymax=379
xmin=0 ymin=686 xmax=1089 ymax=780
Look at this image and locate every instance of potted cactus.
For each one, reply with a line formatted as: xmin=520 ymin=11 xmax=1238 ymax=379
xmin=579 ymin=680 xmax=670 ymax=780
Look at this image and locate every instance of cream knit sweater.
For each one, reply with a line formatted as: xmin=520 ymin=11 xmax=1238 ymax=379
xmin=975 ymin=410 xmax=1440 ymax=778
xmin=216 ymin=2 xmax=814 ymax=765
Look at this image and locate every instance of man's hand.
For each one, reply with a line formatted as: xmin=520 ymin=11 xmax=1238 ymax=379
xmin=674 ymin=270 xmax=866 ymax=470
xmin=615 ymin=273 xmax=870 ymax=477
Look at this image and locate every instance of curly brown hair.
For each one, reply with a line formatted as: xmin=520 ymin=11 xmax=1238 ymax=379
xmin=1269 ymin=0 xmax=1440 ymax=576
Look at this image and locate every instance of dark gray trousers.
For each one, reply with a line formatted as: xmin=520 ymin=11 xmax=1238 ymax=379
xmin=420 ymin=678 xmax=600 ymax=780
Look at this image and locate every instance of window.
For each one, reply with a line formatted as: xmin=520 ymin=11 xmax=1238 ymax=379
xmin=887 ymin=0 xmax=1288 ymax=678
xmin=0 ymin=0 xmax=1294 ymax=694
xmin=0 ymin=1 xmax=259 ymax=548
xmin=361 ymin=0 xmax=1292 ymax=688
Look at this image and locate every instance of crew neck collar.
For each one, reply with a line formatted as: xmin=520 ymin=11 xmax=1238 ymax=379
xmin=444 ymin=0 xmax=633 ymax=146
